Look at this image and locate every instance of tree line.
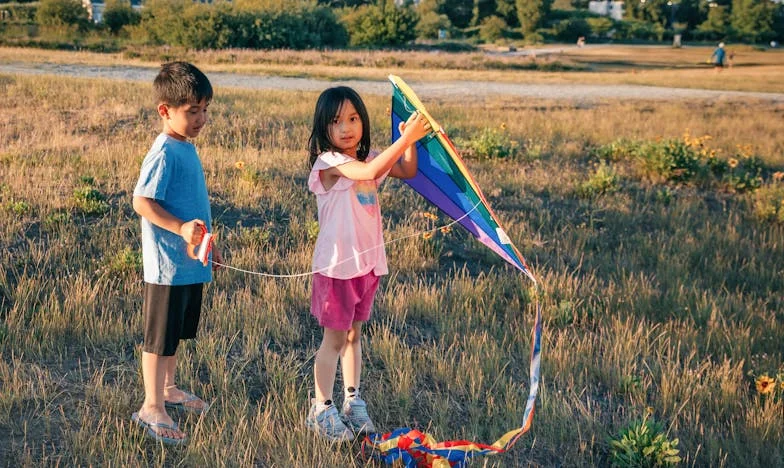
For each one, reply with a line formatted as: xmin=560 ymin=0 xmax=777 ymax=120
xmin=0 ymin=0 xmax=782 ymax=50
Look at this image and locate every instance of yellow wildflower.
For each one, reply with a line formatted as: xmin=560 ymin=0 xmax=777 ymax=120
xmin=500 ymin=122 xmax=507 ymax=130
xmin=235 ymin=160 xmax=246 ymax=170
xmin=421 ymin=212 xmax=438 ymax=221
xmin=423 ymin=231 xmax=434 ymax=240
xmin=440 ymin=226 xmax=452 ymax=234
xmin=728 ymin=158 xmax=739 ymax=169
xmin=756 ymin=375 xmax=775 ymax=394
xmin=773 ymin=171 xmax=784 ymax=181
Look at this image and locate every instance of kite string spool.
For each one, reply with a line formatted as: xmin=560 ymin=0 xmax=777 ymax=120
xmin=208 ymin=201 xmax=482 ymax=278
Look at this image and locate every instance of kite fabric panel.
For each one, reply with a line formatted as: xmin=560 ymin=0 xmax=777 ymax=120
xmin=360 ymin=75 xmax=543 ymax=467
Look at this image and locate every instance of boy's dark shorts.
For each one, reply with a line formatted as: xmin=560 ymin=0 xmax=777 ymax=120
xmin=143 ymin=282 xmax=204 ymax=356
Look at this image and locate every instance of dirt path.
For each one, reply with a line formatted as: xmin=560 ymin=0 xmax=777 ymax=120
xmin=2 ymin=62 xmax=783 ymax=102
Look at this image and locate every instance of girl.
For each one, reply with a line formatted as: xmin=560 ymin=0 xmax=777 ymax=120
xmin=305 ymin=86 xmax=430 ymax=441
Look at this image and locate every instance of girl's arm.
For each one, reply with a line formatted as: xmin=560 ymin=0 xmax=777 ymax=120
xmin=322 ymin=112 xmax=429 ymax=182
xmin=389 ymin=119 xmax=418 ymax=179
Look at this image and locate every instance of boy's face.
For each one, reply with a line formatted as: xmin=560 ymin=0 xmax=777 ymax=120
xmin=328 ymin=99 xmax=363 ymax=157
xmin=158 ymin=99 xmax=209 ymax=141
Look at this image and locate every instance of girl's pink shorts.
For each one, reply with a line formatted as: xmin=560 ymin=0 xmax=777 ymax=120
xmin=311 ymin=272 xmax=380 ymax=331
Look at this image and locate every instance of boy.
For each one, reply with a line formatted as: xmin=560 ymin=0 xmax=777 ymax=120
xmin=131 ymin=62 xmax=223 ymax=445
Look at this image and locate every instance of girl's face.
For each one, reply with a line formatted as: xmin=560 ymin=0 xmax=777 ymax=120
xmin=328 ymin=99 xmax=363 ymax=157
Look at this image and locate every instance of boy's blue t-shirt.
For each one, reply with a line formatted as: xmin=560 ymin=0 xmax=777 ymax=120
xmin=134 ymin=133 xmax=212 ymax=285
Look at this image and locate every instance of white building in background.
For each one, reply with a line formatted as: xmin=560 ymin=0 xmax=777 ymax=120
xmin=588 ymin=1 xmax=624 ymax=21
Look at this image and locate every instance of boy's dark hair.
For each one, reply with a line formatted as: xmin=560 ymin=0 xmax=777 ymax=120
xmin=154 ymin=62 xmax=213 ymax=107
xmin=308 ymin=86 xmax=371 ymax=167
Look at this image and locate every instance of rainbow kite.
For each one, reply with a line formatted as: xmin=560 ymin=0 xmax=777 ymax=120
xmin=361 ymin=76 xmax=543 ymax=467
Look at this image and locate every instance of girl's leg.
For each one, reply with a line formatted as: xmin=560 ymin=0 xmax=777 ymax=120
xmin=339 ymin=321 xmax=363 ymax=395
xmin=339 ymin=321 xmax=376 ymax=432
xmin=314 ymin=327 xmax=348 ymax=403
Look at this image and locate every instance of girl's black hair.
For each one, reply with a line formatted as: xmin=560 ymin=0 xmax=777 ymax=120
xmin=308 ymin=86 xmax=371 ymax=167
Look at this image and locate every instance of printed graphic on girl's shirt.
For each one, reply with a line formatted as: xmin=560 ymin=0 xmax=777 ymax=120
xmin=355 ymin=180 xmax=378 ymax=215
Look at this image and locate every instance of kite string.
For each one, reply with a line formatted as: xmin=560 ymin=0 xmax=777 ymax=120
xmin=209 ymin=200 xmax=483 ymax=278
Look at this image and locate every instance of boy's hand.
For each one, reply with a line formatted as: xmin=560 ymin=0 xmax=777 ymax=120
xmin=179 ymin=219 xmax=205 ymax=245
xmin=212 ymin=247 xmax=224 ymax=271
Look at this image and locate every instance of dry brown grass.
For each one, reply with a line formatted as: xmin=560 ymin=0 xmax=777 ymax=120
xmin=0 ymin=71 xmax=782 ymax=466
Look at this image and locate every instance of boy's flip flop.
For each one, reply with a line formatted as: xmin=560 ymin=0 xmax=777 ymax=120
xmin=165 ymin=390 xmax=211 ymax=415
xmin=131 ymin=412 xmax=188 ymax=446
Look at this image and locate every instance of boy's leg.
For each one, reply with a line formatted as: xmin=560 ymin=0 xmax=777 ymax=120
xmin=160 ymin=283 xmax=208 ymax=412
xmin=139 ymin=352 xmax=185 ymax=440
xmin=163 ymin=353 xmax=208 ymax=412
xmin=136 ymin=283 xmax=191 ymax=440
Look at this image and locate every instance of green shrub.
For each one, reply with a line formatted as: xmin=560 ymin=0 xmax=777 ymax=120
xmin=578 ymin=161 xmax=619 ymax=198
xmin=133 ymin=0 xmax=346 ymax=49
xmin=102 ymin=0 xmax=140 ymax=35
xmin=586 ymin=16 xmax=614 ymax=38
xmin=43 ymin=210 xmax=71 ymax=230
xmin=478 ymin=15 xmax=506 ymax=43
xmin=107 ymin=247 xmax=141 ymax=275
xmin=550 ymin=17 xmax=591 ymax=42
xmin=609 ymin=417 xmax=681 ymax=467
xmin=752 ymin=182 xmax=784 ymax=224
xmin=4 ymin=199 xmax=32 ymax=216
xmin=340 ymin=0 xmax=418 ymax=48
xmin=415 ymin=11 xmax=451 ymax=39
xmin=462 ymin=127 xmax=519 ymax=160
xmin=639 ymin=139 xmax=703 ymax=184
xmin=72 ymin=186 xmax=109 ymax=215
xmin=36 ymin=0 xmax=88 ymax=30
xmin=722 ymin=155 xmax=763 ymax=193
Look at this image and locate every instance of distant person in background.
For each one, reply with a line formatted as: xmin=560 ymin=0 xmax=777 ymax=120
xmin=711 ymin=42 xmax=726 ymax=71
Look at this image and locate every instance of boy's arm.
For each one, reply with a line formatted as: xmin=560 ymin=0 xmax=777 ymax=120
xmin=132 ymin=195 xmax=205 ymax=245
xmin=389 ymin=120 xmax=418 ymax=179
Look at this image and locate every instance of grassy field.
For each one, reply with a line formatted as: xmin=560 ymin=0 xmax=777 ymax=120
xmin=1 ymin=45 xmax=783 ymax=93
xmin=1 ymin=61 xmax=783 ymax=466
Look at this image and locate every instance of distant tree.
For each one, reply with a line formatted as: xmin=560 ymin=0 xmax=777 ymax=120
xmin=478 ymin=14 xmax=506 ymax=42
xmin=496 ymin=0 xmax=519 ymax=27
xmin=672 ymin=0 xmax=703 ymax=30
xmin=586 ymin=16 xmax=613 ymax=38
xmin=36 ymin=0 xmax=88 ymax=30
xmin=470 ymin=0 xmax=496 ymax=26
xmin=102 ymin=0 xmax=140 ymax=34
xmin=622 ymin=0 xmax=668 ymax=27
xmin=697 ymin=3 xmax=730 ymax=39
xmin=730 ymin=0 xmax=778 ymax=42
xmin=317 ymin=0 xmax=371 ymax=7
xmin=442 ymin=0 xmax=473 ymax=28
xmin=416 ymin=10 xmax=451 ymax=38
xmin=341 ymin=0 xmax=418 ymax=47
xmin=516 ymin=0 xmax=553 ymax=35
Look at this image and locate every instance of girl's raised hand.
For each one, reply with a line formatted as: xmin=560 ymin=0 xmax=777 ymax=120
xmin=401 ymin=111 xmax=431 ymax=143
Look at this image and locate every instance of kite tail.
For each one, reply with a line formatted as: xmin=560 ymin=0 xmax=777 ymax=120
xmin=364 ymin=287 xmax=543 ymax=467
